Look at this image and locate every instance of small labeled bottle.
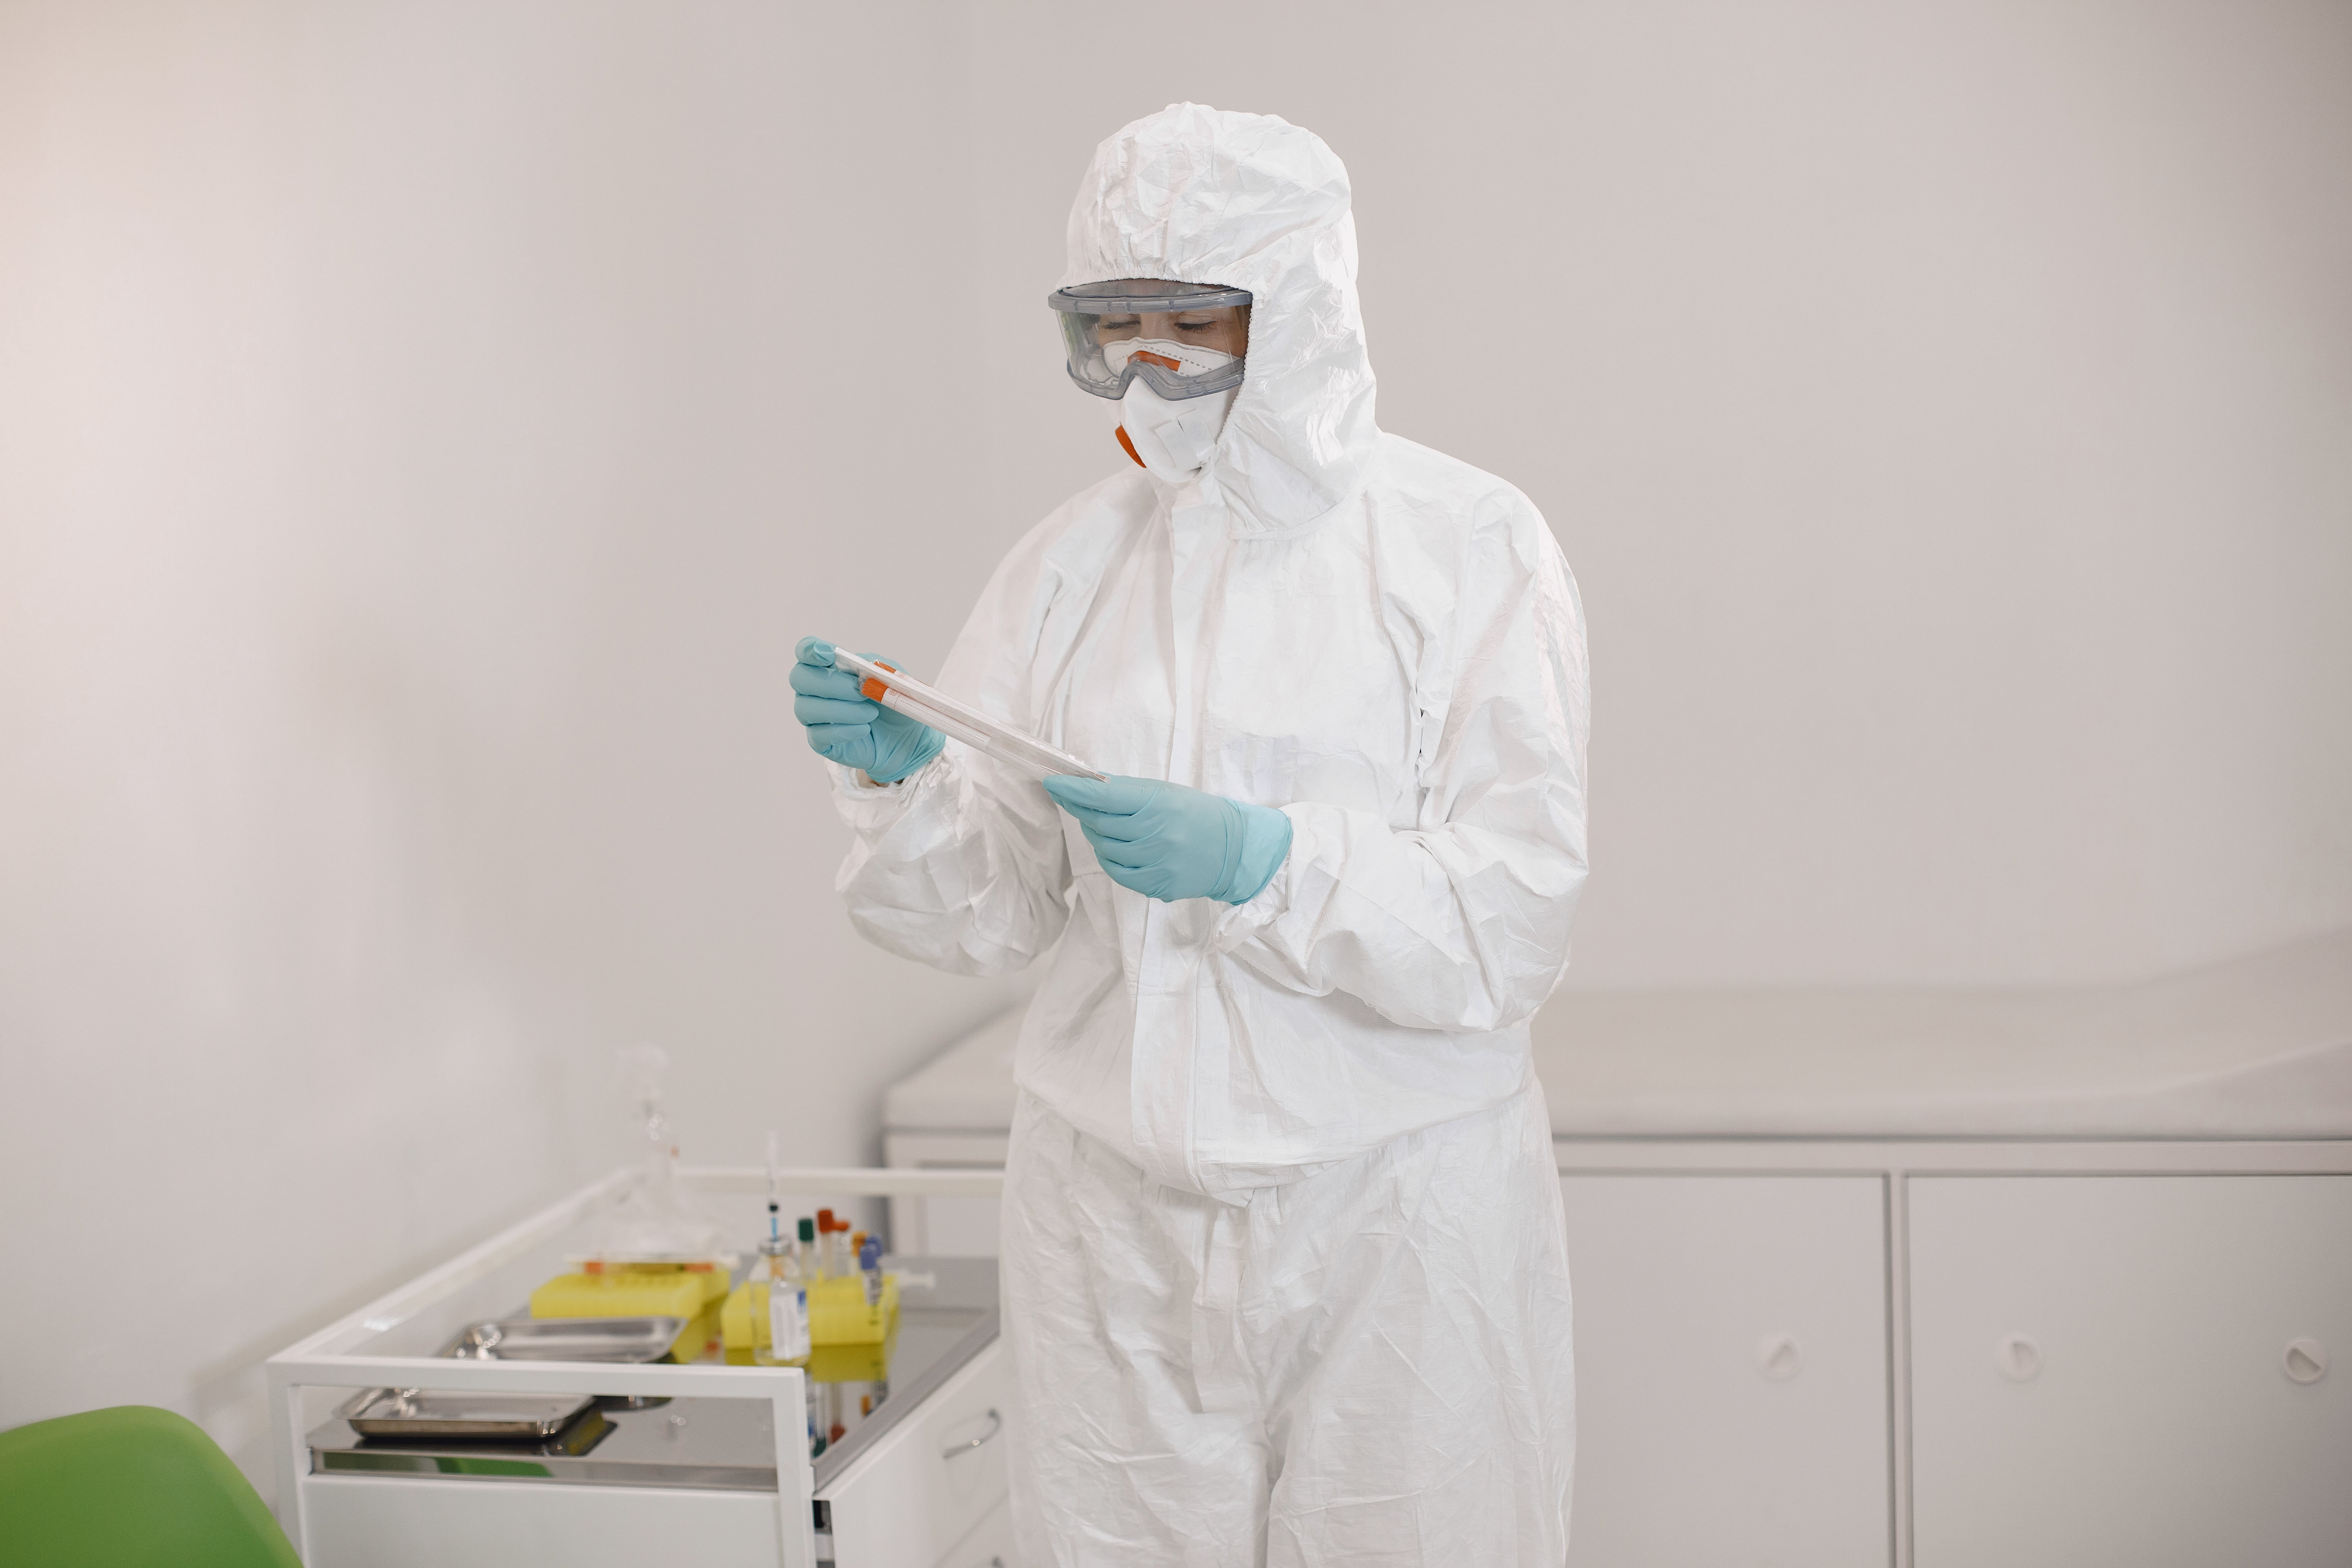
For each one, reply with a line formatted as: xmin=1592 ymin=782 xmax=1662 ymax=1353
xmin=858 ymin=1235 xmax=884 ymax=1308
xmin=753 ymin=1132 xmax=809 ymax=1369
xmin=760 ymin=1233 xmax=811 ymax=1365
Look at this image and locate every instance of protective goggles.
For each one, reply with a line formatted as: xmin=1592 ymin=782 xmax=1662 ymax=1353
xmin=1048 ymin=278 xmax=1253 ymax=401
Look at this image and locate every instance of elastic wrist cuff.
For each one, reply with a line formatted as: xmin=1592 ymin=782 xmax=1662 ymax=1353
xmin=864 ymin=737 xmax=943 ymax=785
xmin=1218 ymin=801 xmax=1294 ymax=905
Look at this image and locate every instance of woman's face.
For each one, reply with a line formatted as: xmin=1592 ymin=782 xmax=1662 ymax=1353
xmin=1093 ymin=301 xmax=1251 ymax=361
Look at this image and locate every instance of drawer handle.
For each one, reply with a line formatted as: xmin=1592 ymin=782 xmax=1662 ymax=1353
xmin=943 ymin=1407 xmax=1002 ymax=1460
xmin=1996 ymin=1333 xmax=2042 ymax=1383
xmin=2284 ymin=1338 xmax=2329 ymax=1385
xmin=1756 ymin=1333 xmax=1803 ymax=1381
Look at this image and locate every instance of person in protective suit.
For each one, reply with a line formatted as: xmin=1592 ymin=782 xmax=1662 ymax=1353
xmin=793 ymin=102 xmax=1589 ymax=1567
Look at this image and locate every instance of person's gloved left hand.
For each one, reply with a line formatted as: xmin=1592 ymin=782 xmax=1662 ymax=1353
xmin=1042 ymin=774 xmax=1292 ymax=904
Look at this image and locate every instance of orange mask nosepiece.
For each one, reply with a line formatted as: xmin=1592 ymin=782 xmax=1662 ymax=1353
xmin=1115 ymin=426 xmax=1146 ymax=468
xmin=1129 ymin=349 xmax=1183 ymax=373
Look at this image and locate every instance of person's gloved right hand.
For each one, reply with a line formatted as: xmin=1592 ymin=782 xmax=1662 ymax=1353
xmin=791 ymin=637 xmax=944 ymax=784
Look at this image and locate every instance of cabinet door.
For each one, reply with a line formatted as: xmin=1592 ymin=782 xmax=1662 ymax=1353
xmin=932 ymin=1494 xmax=1014 ymax=1568
xmin=1910 ymin=1175 xmax=2352 ymax=1567
xmin=1563 ymin=1175 xmax=1890 ymax=1567
xmin=821 ymin=1338 xmax=1013 ymax=1568
xmin=299 ymin=1475 xmax=782 ymax=1567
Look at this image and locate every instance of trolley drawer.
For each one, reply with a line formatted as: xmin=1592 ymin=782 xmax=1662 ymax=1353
xmin=818 ymin=1338 xmax=1012 ymax=1567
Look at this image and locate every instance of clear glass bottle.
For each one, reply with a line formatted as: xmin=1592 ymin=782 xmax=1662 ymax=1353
xmin=761 ymin=1234 xmax=811 ymax=1365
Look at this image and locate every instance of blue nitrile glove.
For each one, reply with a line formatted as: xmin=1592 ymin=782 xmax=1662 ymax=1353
xmin=1042 ymin=774 xmax=1292 ymax=904
xmin=791 ymin=637 xmax=944 ymax=783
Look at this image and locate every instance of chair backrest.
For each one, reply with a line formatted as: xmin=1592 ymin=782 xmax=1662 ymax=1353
xmin=0 ymin=1405 xmax=302 ymax=1568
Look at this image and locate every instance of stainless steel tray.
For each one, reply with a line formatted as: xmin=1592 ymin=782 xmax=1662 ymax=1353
xmin=438 ymin=1316 xmax=685 ymax=1363
xmin=306 ymin=1258 xmax=1002 ymax=1493
xmin=338 ymin=1388 xmax=597 ymax=1439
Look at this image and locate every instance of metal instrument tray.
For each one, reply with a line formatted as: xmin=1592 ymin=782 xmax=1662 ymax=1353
xmin=438 ymin=1316 xmax=684 ymax=1363
xmin=307 ymin=1258 xmax=1002 ymax=1491
xmin=338 ymin=1388 xmax=597 ymax=1439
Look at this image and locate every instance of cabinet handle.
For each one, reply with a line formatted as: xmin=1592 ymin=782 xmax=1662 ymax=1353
xmin=2284 ymin=1339 xmax=2329 ymax=1385
xmin=1756 ymin=1333 xmax=1804 ymax=1381
xmin=1996 ymin=1334 xmax=2042 ymax=1383
xmin=943 ymin=1407 xmax=1002 ymax=1460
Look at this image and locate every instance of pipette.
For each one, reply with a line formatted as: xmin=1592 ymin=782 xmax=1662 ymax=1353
xmin=764 ymin=1130 xmax=784 ymax=1247
xmin=827 ymin=647 xmax=1106 ymax=782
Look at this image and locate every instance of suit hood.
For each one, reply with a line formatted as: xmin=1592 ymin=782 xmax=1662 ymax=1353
xmin=1058 ymin=104 xmax=1380 ymax=536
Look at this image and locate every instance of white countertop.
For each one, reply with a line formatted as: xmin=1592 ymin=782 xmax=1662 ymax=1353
xmin=885 ymin=927 xmax=2352 ymax=1141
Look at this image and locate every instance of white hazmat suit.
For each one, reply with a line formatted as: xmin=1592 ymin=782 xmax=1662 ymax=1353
xmin=829 ymin=104 xmax=1589 ymax=1566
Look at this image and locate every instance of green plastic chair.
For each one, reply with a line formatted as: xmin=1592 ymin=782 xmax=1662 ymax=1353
xmin=0 ymin=1405 xmax=302 ymax=1567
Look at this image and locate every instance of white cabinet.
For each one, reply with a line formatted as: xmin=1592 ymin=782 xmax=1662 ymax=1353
xmin=1909 ymin=1175 xmax=2352 ymax=1567
xmin=1561 ymin=1175 xmax=1891 ymax=1567
xmin=270 ymin=1171 xmax=1016 ymax=1568
xmin=884 ymin=971 xmax=2352 ymax=1565
xmin=820 ymin=1339 xmax=1013 ymax=1568
xmin=933 ymin=1495 xmax=1014 ymax=1568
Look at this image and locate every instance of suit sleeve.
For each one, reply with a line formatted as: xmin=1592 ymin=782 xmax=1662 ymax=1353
xmin=1216 ymin=494 xmax=1590 ymax=1031
xmin=828 ymin=535 xmax=1078 ymax=978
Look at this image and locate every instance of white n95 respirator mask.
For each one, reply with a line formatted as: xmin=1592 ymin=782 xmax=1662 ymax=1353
xmin=1111 ymin=375 xmax=1237 ymax=481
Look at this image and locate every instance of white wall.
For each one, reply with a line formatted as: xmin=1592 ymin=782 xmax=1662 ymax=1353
xmin=2 ymin=0 xmax=2346 ymax=1497
xmin=947 ymin=0 xmax=2352 ymax=986
xmin=0 ymin=0 xmax=1022 ymax=1491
